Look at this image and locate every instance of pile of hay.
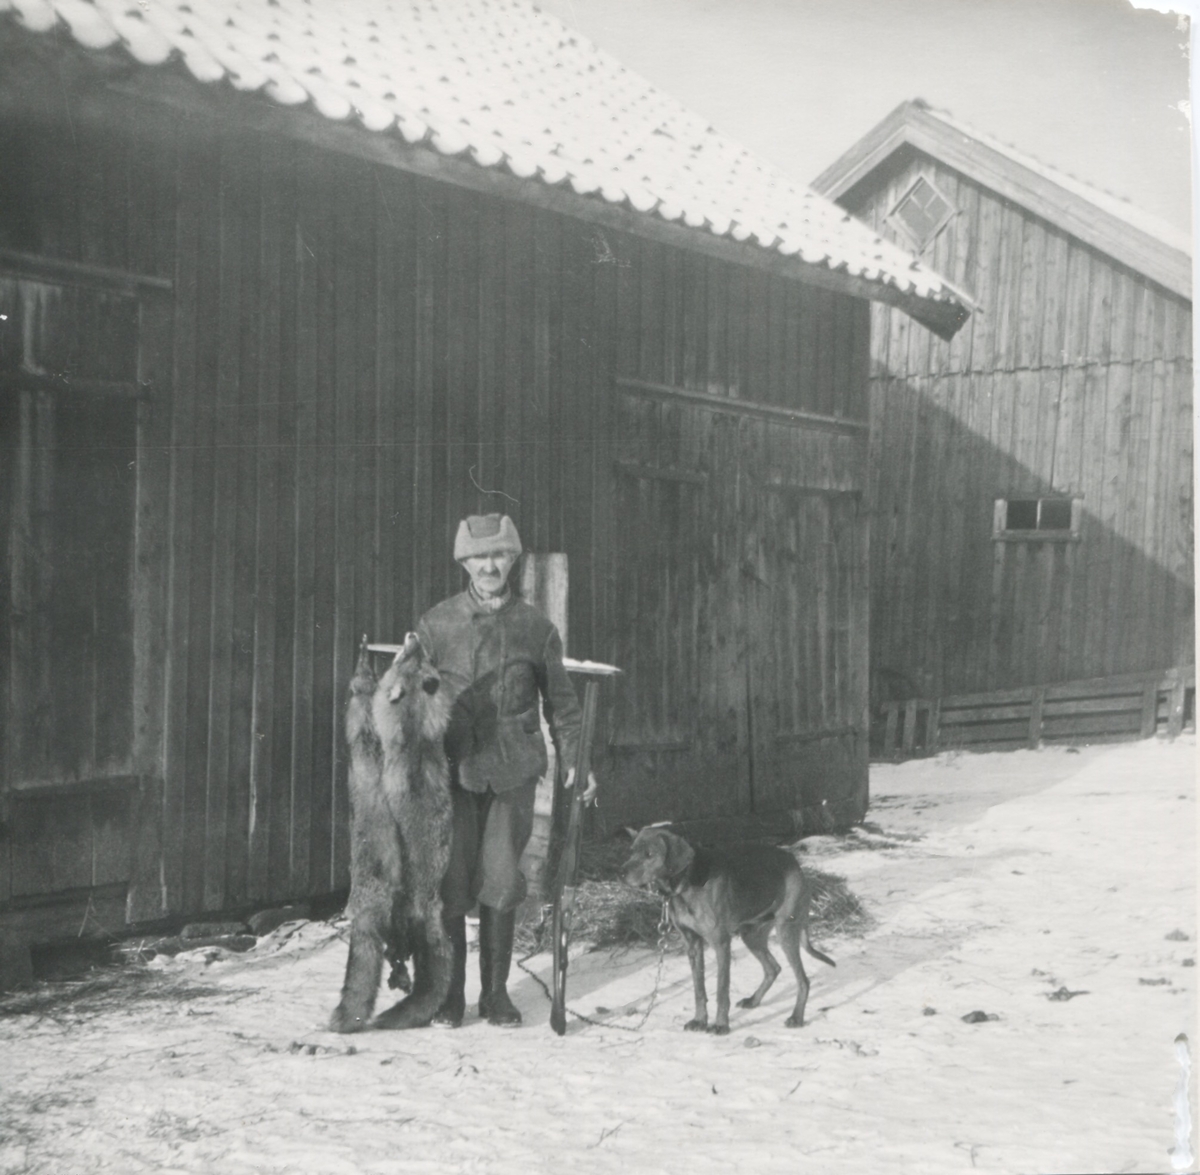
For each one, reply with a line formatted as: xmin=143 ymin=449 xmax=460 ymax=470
xmin=805 ymin=865 xmax=874 ymax=939
xmin=519 ymin=835 xmax=872 ymax=954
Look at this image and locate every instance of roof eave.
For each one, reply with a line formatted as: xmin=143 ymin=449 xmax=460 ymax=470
xmin=883 ymin=287 xmax=970 ymax=342
xmin=95 ymin=68 xmax=970 ymax=333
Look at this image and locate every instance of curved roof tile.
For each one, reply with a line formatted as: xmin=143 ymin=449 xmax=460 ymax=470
xmin=4 ymin=0 xmax=969 ymax=320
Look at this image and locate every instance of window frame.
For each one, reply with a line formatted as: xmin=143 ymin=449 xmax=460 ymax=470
xmin=1 ymin=269 xmax=144 ymax=796
xmin=993 ymin=496 xmax=1083 ymax=543
xmin=886 ymin=174 xmax=958 ymax=255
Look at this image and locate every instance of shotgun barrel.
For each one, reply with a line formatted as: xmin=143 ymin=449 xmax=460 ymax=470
xmin=549 ymin=661 xmax=618 ymax=1035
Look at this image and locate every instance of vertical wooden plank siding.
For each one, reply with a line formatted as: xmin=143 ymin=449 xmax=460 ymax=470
xmin=287 ymin=142 xmax=320 ymax=900
xmin=250 ymin=131 xmax=287 ymax=904
xmin=495 ymin=202 xmax=525 ymax=570
xmin=239 ymin=229 xmax=275 ymax=905
xmin=226 ymin=133 xmax=263 ymax=909
xmin=410 ymin=180 xmax=436 ymax=618
xmin=127 ymin=296 xmax=175 ymax=919
xmin=330 ymin=156 xmax=370 ymax=892
xmin=845 ymin=152 xmax=1192 ymax=702
xmin=158 ymin=119 xmax=203 ymax=915
xmin=388 ymin=173 xmax=418 ymax=640
xmin=531 ymin=208 xmax=556 ymax=552
xmin=200 ymin=130 xmax=243 ymax=912
xmin=180 ymin=122 xmax=223 ymax=915
xmin=2 ymin=97 xmax=876 ymax=925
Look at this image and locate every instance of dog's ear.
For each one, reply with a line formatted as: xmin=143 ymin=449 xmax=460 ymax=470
xmin=623 ymin=826 xmax=640 ymax=841
xmin=659 ymin=831 xmax=695 ymax=878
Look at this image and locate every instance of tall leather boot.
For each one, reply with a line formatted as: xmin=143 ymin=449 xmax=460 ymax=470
xmin=431 ymin=915 xmax=467 ymax=1028
xmin=477 ymin=905 xmax=522 ymax=1026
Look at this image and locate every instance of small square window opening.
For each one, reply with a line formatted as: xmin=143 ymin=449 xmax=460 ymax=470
xmin=1038 ymin=498 xmax=1073 ymax=531
xmin=888 ymin=176 xmax=956 ymax=253
xmin=1006 ymin=499 xmax=1039 ymax=530
xmin=994 ymin=497 xmax=1081 ymax=541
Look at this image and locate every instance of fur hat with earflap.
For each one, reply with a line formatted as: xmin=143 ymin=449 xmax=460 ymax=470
xmin=453 ymin=513 xmax=523 ymax=562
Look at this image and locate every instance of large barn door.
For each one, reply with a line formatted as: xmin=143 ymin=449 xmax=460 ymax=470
xmin=607 ymin=386 xmax=867 ymax=830
xmin=607 ymin=459 xmax=745 ymax=821
xmin=742 ymin=484 xmax=868 ymax=826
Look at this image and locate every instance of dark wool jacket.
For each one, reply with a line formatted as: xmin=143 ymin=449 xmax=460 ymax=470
xmin=416 ymin=591 xmax=582 ymax=794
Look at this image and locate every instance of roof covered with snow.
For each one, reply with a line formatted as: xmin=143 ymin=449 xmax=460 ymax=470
xmin=0 ymin=0 xmax=970 ymax=331
xmin=812 ymin=99 xmax=1192 ymax=303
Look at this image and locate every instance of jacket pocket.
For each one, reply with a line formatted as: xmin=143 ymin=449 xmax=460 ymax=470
xmin=498 ymin=711 xmax=546 ymax=777
xmin=458 ymin=712 xmax=547 ymax=792
xmin=500 ymin=659 xmax=539 ymax=713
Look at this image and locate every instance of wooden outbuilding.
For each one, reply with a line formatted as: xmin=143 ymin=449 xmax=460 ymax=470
xmin=0 ymin=2 xmax=968 ymax=983
xmin=813 ymin=100 xmax=1193 ymax=731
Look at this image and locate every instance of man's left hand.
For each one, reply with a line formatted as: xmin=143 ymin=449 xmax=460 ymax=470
xmin=564 ymin=768 xmax=599 ymax=805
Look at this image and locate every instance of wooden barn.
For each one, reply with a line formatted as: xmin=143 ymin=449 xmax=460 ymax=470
xmin=0 ymin=1 xmax=968 ymax=982
xmin=812 ymin=100 xmax=1193 ymax=747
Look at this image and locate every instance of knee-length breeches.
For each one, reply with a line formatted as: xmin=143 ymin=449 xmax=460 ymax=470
xmin=440 ymin=781 xmax=537 ymax=917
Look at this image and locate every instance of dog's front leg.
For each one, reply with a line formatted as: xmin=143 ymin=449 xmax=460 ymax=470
xmin=709 ymin=936 xmax=732 ymax=1035
xmin=680 ymin=927 xmax=709 ymax=1031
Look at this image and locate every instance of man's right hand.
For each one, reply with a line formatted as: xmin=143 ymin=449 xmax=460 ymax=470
xmin=564 ymin=767 xmax=599 ymax=805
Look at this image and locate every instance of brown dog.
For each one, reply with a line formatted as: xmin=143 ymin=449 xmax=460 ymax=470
xmin=624 ymin=826 xmax=835 ymax=1035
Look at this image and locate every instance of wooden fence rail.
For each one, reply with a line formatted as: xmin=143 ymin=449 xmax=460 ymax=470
xmin=877 ymin=667 xmax=1195 ymax=760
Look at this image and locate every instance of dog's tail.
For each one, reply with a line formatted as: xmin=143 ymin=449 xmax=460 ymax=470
xmin=803 ymin=928 xmax=836 ymax=968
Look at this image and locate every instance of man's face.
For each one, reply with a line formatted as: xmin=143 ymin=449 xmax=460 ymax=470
xmin=462 ymin=550 xmax=517 ymax=598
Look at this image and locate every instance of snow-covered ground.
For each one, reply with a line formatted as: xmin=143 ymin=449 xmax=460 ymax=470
xmin=1 ymin=737 xmax=1195 ymax=1175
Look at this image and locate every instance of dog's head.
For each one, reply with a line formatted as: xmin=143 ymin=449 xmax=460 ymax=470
xmin=622 ymin=826 xmax=695 ymax=890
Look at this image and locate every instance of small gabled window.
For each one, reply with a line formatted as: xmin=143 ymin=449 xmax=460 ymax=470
xmin=994 ymin=497 xmax=1081 ymax=541
xmin=888 ymin=175 xmax=956 ymax=253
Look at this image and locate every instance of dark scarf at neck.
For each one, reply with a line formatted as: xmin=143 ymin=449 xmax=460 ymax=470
xmin=468 ymin=582 xmax=512 ymax=612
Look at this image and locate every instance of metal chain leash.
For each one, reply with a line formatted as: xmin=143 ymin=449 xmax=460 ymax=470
xmin=516 ymin=899 xmax=676 ymax=1034
xmin=629 ymin=898 xmax=673 ymax=1030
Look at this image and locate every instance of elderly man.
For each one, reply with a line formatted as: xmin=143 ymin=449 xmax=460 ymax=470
xmin=416 ymin=513 xmax=597 ymax=1027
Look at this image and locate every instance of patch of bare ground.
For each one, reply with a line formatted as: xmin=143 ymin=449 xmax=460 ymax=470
xmin=0 ymin=967 xmax=231 ymax=1021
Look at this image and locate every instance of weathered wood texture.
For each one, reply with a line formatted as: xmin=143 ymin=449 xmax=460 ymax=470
xmin=0 ymin=86 xmax=870 ymax=922
xmin=878 ymin=666 xmax=1195 ymax=758
xmin=604 ymin=392 xmax=868 ymax=831
xmin=846 ymin=149 xmax=1193 ymax=700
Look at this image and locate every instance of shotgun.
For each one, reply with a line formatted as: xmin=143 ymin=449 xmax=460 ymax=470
xmin=549 ymin=659 xmax=620 ymax=1035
